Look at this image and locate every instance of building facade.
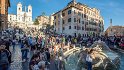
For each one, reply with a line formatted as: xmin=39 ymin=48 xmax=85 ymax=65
xmin=8 ymin=14 xmax=16 ymax=22
xmin=8 ymin=2 xmax=33 ymax=24
xmin=37 ymin=15 xmax=54 ymax=28
xmin=53 ymin=0 xmax=104 ymax=37
xmin=105 ymin=26 xmax=124 ymax=37
xmin=49 ymin=15 xmax=54 ymax=25
xmin=37 ymin=16 xmax=49 ymax=25
xmin=0 ymin=0 xmax=10 ymax=30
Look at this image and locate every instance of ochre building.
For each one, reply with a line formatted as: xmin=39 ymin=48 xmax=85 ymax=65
xmin=105 ymin=26 xmax=124 ymax=37
xmin=0 ymin=0 xmax=10 ymax=30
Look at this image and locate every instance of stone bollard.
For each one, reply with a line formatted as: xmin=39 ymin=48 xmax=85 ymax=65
xmin=68 ymin=42 xmax=70 ymax=47
xmin=74 ymin=45 xmax=76 ymax=49
xmin=67 ymin=46 xmax=69 ymax=51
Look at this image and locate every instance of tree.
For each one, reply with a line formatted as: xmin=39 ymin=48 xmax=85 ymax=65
xmin=41 ymin=12 xmax=45 ymax=16
xmin=33 ymin=18 xmax=40 ymax=25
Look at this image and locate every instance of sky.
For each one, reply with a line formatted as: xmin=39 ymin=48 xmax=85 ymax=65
xmin=9 ymin=0 xmax=124 ymax=30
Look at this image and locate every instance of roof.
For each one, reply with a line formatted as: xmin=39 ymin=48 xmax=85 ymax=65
xmin=53 ymin=1 xmax=100 ymax=16
xmin=37 ymin=15 xmax=49 ymax=19
xmin=106 ymin=25 xmax=124 ymax=32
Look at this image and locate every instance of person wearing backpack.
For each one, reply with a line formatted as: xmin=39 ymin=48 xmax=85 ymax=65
xmin=0 ymin=44 xmax=11 ymax=70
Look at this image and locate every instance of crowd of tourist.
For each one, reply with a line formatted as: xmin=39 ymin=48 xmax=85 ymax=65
xmin=0 ymin=26 xmax=124 ymax=70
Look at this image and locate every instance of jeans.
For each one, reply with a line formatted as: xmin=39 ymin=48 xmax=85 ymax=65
xmin=13 ymin=44 xmax=15 ymax=51
xmin=86 ymin=61 xmax=92 ymax=70
xmin=22 ymin=49 xmax=28 ymax=60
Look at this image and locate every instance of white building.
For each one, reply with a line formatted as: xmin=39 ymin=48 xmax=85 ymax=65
xmin=53 ymin=0 xmax=104 ymax=37
xmin=8 ymin=14 xmax=16 ymax=22
xmin=8 ymin=2 xmax=33 ymax=24
xmin=49 ymin=15 xmax=54 ymax=25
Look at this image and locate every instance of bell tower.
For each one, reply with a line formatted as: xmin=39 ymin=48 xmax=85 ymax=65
xmin=17 ymin=2 xmax=22 ymax=15
xmin=28 ymin=5 xmax=32 ymax=22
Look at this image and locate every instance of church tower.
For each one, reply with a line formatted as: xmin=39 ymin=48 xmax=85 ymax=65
xmin=17 ymin=2 xmax=22 ymax=22
xmin=17 ymin=2 xmax=22 ymax=15
xmin=28 ymin=5 xmax=32 ymax=22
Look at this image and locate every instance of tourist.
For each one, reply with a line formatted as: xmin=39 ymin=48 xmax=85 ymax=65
xmin=21 ymin=43 xmax=29 ymax=62
xmin=86 ymin=49 xmax=93 ymax=70
xmin=29 ymin=54 xmax=40 ymax=70
xmin=45 ymin=48 xmax=50 ymax=63
xmin=0 ymin=44 xmax=11 ymax=70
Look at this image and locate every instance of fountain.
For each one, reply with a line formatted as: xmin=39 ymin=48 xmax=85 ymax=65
xmin=65 ymin=40 xmax=120 ymax=70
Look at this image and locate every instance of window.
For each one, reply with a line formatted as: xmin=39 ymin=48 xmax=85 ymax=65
xmin=86 ymin=16 xmax=88 ymax=20
xmin=63 ymin=27 xmax=65 ymax=30
xmin=82 ymin=26 xmax=84 ymax=30
xmin=68 ymin=18 xmax=71 ymax=22
xmin=19 ymin=8 xmax=20 ymax=10
xmin=77 ymin=26 xmax=81 ymax=30
xmin=84 ymin=14 xmax=86 ymax=18
xmin=29 ymin=9 xmax=31 ymax=12
xmin=62 ymin=20 xmax=65 ymax=24
xmin=74 ymin=26 xmax=76 ymax=29
xmin=82 ymin=21 xmax=84 ymax=24
xmin=58 ymin=21 xmax=60 ymax=24
xmin=78 ymin=12 xmax=81 ymax=16
xmin=69 ymin=26 xmax=71 ymax=29
xmin=55 ymin=22 xmax=56 ymax=26
xmin=54 ymin=16 xmax=56 ymax=19
xmin=86 ymin=22 xmax=88 ymax=25
xmin=62 ymin=13 xmax=65 ymax=17
xmin=74 ymin=10 xmax=76 ymax=14
xmin=0 ymin=21 xmax=1 ymax=27
xmin=74 ymin=18 xmax=76 ymax=22
xmin=68 ymin=10 xmax=71 ymax=15
xmin=79 ymin=18 xmax=80 ymax=23
xmin=19 ymin=17 xmax=20 ymax=20
xmin=82 ymin=14 xmax=84 ymax=18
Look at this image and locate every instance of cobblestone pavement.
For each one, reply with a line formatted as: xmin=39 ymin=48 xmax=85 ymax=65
xmin=10 ymin=45 xmax=23 ymax=70
xmin=10 ymin=45 xmax=31 ymax=70
xmin=9 ymin=45 xmax=58 ymax=70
